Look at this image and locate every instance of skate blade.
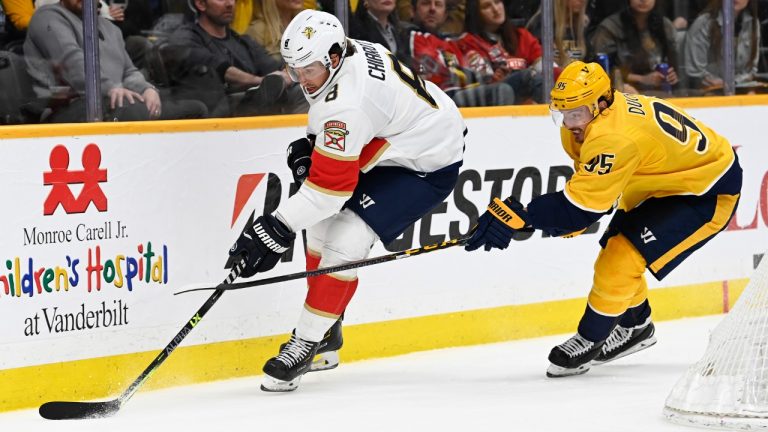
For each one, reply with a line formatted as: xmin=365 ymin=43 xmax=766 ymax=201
xmin=260 ymin=375 xmax=303 ymax=392
xmin=546 ymin=363 xmax=591 ymax=378
xmin=592 ymin=336 xmax=657 ymax=366
xmin=309 ymin=351 xmax=339 ymax=373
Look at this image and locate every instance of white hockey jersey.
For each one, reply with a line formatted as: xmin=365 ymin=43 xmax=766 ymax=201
xmin=276 ymin=38 xmax=466 ymax=232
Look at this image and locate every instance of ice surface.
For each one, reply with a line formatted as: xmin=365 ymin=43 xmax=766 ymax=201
xmin=0 ymin=315 xmax=725 ymax=432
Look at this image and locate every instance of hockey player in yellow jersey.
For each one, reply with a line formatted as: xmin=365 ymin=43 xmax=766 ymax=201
xmin=465 ymin=60 xmax=742 ymax=377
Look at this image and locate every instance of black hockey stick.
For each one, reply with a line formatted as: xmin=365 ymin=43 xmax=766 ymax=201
xmin=175 ymin=237 xmax=469 ymax=296
xmin=38 ymin=261 xmax=245 ymax=420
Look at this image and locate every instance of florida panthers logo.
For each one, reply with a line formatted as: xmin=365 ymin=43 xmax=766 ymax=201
xmin=302 ymin=26 xmax=316 ymax=39
xmin=324 ymin=120 xmax=349 ymax=151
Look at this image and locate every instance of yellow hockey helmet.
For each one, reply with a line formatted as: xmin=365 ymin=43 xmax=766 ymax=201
xmin=550 ymin=61 xmax=612 ymax=119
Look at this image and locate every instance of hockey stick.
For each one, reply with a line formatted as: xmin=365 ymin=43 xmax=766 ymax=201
xmin=174 ymin=236 xmax=469 ymax=296
xmin=38 ymin=261 xmax=245 ymax=420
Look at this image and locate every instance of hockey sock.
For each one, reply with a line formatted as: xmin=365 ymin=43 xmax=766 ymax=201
xmin=305 ymin=273 xmax=358 ymax=316
xmin=577 ymin=303 xmax=620 ymax=342
xmin=618 ymin=299 xmax=652 ymax=328
xmin=296 ymin=307 xmax=340 ymax=342
xmin=306 ymin=249 xmax=321 ymax=272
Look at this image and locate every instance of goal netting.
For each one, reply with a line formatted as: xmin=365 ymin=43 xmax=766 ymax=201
xmin=664 ymin=255 xmax=768 ymax=430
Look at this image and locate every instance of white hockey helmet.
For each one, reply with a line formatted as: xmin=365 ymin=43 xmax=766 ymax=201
xmin=280 ymin=10 xmax=347 ymax=97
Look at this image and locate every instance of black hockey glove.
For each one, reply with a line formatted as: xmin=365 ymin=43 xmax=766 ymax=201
xmin=465 ymin=196 xmax=531 ymax=251
xmin=229 ymin=214 xmax=296 ymax=278
xmin=287 ymin=136 xmax=314 ymax=183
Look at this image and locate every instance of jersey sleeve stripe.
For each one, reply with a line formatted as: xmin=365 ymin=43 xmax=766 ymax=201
xmin=563 ymin=186 xmax=615 ymax=213
xmin=359 ymin=138 xmax=390 ymax=172
xmin=307 ymin=149 xmax=359 ymax=193
xmin=314 ymin=145 xmax=359 ymax=161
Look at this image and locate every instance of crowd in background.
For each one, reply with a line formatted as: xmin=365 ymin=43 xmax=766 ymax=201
xmin=0 ymin=0 xmax=767 ymax=123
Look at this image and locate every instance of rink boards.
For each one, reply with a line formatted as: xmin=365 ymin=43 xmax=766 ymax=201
xmin=0 ymin=96 xmax=766 ymax=412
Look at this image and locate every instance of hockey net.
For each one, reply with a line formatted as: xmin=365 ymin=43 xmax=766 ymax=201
xmin=664 ymin=254 xmax=768 ymax=430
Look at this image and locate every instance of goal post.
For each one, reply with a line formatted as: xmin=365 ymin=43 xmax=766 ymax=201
xmin=663 ymin=254 xmax=768 ymax=430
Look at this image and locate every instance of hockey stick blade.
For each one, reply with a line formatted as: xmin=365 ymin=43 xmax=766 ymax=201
xmin=39 ymin=400 xmax=121 ymax=420
xmin=38 ymin=262 xmax=244 ymax=420
xmin=175 ymin=237 xmax=469 ymax=296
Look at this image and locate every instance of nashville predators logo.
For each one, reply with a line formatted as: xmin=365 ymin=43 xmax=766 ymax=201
xmin=324 ymin=120 xmax=349 ymax=152
xmin=302 ymin=26 xmax=316 ymax=39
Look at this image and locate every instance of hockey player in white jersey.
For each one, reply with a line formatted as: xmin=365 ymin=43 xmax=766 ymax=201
xmin=227 ymin=9 xmax=466 ymax=392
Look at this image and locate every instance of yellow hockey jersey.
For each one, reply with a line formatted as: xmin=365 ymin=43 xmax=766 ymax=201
xmin=560 ymin=92 xmax=736 ymax=213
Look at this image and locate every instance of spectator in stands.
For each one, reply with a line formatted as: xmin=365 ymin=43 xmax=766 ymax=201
xmin=504 ymin=0 xmax=539 ymax=23
xmin=247 ymin=0 xmax=303 ymax=63
xmin=165 ymin=0 xmax=307 ymax=117
xmin=584 ymin=0 xmax=622 ymax=39
xmin=407 ymin=0 xmax=514 ymax=106
xmin=527 ymin=0 xmax=589 ymax=67
xmin=23 ymin=0 xmax=207 ymax=122
xmin=658 ymin=0 xmax=708 ymax=31
xmin=255 ymin=0 xmax=316 ymax=35
xmin=350 ymin=0 xmax=410 ymax=62
xmin=36 ymin=0 xmax=127 ymax=25
xmin=587 ymin=0 xmax=699 ymax=42
xmin=116 ymin=0 xmax=154 ymax=37
xmin=8 ymin=0 xmax=134 ymax=51
xmin=590 ymin=0 xmax=680 ymax=95
xmin=684 ymin=0 xmax=760 ymax=91
xmin=230 ymin=0 xmax=250 ymax=33
xmin=107 ymin=0 xmax=164 ymax=75
xmin=396 ymin=0 xmax=464 ymax=34
xmin=458 ymin=0 xmax=544 ymax=103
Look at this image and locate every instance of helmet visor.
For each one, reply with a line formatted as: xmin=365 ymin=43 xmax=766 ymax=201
xmin=286 ymin=61 xmax=328 ymax=83
xmin=549 ymin=105 xmax=594 ymax=128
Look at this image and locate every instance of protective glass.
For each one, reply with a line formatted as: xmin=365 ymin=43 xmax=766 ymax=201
xmin=549 ymin=105 xmax=594 ymax=128
xmin=286 ymin=61 xmax=328 ymax=83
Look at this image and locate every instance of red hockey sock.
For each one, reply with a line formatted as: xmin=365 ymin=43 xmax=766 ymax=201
xmin=306 ymin=250 xmax=321 ymax=272
xmin=305 ymin=274 xmax=358 ymax=317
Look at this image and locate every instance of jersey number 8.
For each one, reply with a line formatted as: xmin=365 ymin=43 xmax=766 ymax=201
xmin=388 ymin=53 xmax=438 ymax=109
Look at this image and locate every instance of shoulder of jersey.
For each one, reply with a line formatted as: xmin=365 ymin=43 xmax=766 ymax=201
xmin=585 ymin=111 xmax=635 ymax=150
xmin=309 ymin=82 xmax=364 ymax=130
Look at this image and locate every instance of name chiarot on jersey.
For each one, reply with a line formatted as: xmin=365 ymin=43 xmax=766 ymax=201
xmin=359 ymin=40 xmax=386 ymax=81
xmin=357 ymin=39 xmax=438 ymax=109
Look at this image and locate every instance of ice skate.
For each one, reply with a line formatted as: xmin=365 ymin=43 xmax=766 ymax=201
xmin=592 ymin=319 xmax=656 ymax=366
xmin=261 ymin=332 xmax=319 ymax=392
xmin=278 ymin=318 xmax=343 ymax=373
xmin=547 ymin=333 xmax=604 ymax=378
xmin=310 ymin=318 xmax=343 ymax=372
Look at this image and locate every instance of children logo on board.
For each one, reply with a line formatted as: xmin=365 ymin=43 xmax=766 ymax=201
xmin=43 ymin=143 xmax=108 ymax=215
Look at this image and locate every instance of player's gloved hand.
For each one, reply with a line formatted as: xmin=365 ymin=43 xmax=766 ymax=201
xmin=287 ymin=136 xmax=314 ymax=183
xmin=229 ymin=214 xmax=296 ymax=277
xmin=465 ymin=196 xmax=531 ymax=252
